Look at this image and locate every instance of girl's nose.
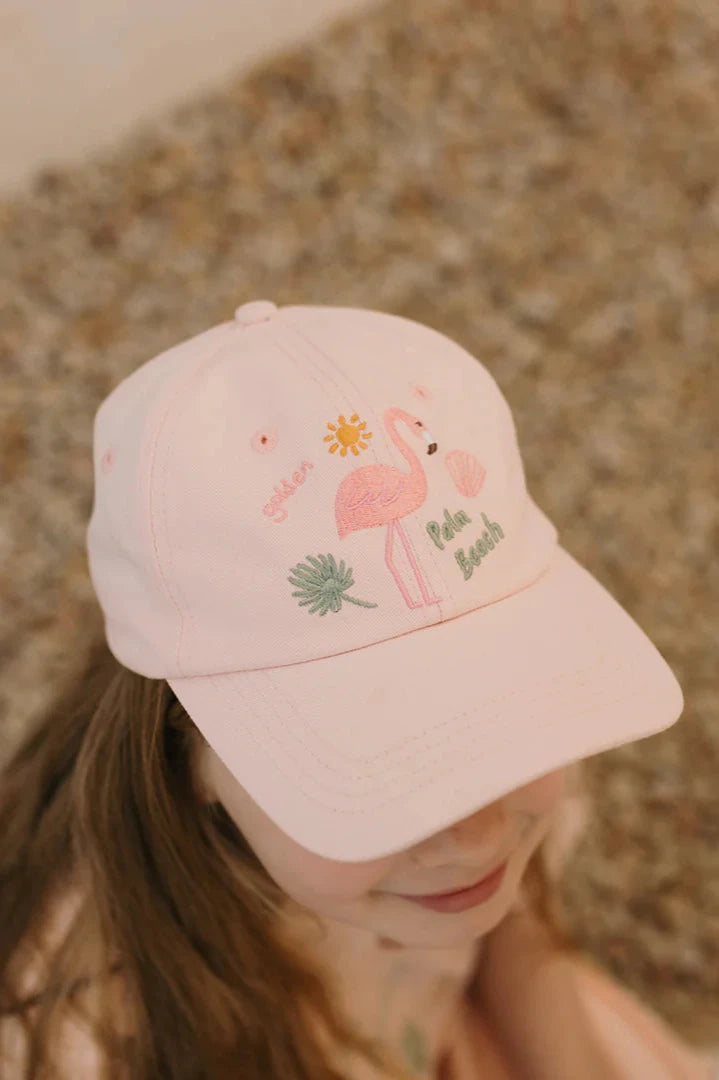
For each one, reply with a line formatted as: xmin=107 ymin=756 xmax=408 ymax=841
xmin=411 ymin=798 xmax=512 ymax=867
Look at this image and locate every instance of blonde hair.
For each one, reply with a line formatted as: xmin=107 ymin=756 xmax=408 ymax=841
xmin=0 ymin=636 xmax=587 ymax=1079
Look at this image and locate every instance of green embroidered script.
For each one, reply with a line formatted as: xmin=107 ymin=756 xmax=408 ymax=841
xmin=425 ymin=509 xmax=505 ymax=580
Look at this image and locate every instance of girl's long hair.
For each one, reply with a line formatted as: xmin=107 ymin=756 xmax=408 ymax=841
xmin=0 ymin=636 xmax=586 ymax=1079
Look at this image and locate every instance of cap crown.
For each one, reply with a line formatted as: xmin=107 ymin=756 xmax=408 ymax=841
xmin=86 ymin=305 xmax=557 ymax=677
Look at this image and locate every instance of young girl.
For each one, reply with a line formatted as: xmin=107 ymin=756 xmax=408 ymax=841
xmin=1 ymin=300 xmax=716 ymax=1079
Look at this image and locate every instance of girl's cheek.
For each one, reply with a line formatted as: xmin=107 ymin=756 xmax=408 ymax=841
xmin=512 ymin=767 xmax=568 ymax=817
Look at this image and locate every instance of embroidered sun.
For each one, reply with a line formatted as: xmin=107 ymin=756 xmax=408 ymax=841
xmin=323 ymin=413 xmax=373 ymax=457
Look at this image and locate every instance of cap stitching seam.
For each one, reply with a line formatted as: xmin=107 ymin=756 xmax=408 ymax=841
xmin=257 ymin=641 xmax=619 ymax=770
xmin=204 ymin=648 xmax=648 ymax=817
xmin=147 ymin=334 xmax=235 ymax=675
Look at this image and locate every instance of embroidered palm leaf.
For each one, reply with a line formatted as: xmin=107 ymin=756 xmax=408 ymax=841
xmin=288 ymin=553 xmax=378 ymax=615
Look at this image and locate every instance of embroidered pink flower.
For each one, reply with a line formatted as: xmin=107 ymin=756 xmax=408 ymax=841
xmin=251 ymin=429 xmax=278 ymax=453
xmin=411 ymin=384 xmax=432 ymax=401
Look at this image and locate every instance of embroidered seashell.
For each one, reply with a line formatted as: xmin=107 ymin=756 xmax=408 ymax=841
xmin=444 ymin=450 xmax=486 ymax=497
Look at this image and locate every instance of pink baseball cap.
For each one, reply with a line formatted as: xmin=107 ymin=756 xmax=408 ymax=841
xmin=86 ymin=300 xmax=683 ymax=861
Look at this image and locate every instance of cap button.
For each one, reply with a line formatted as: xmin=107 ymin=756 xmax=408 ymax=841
xmin=234 ymin=300 xmax=278 ymax=326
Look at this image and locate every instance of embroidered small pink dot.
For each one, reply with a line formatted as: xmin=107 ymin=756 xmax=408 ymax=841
xmin=101 ymin=448 xmax=115 ymax=473
xmin=251 ymin=429 xmax=278 ymax=453
xmin=411 ymin=384 xmax=432 ymax=401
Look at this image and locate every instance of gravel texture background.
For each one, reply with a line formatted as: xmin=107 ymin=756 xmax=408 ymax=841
xmin=1 ymin=0 xmax=717 ymax=1052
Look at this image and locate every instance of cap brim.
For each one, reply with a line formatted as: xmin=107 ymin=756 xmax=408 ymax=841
xmin=169 ymin=545 xmax=683 ymax=862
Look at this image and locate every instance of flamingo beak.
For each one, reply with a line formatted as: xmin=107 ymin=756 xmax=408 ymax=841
xmin=421 ymin=428 xmax=438 ymax=455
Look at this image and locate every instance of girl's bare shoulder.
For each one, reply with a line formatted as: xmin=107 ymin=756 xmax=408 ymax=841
xmin=567 ymin=955 xmax=717 ymax=1080
xmin=469 ymin=906 xmax=715 ymax=1080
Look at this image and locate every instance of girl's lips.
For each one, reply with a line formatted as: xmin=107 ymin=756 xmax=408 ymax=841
xmin=396 ymin=860 xmax=509 ymax=914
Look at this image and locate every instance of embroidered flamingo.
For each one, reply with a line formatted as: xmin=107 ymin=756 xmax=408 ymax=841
xmin=335 ymin=407 xmax=442 ymax=609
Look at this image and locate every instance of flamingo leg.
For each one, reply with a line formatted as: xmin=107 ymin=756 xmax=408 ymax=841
xmin=394 ymin=519 xmax=442 ymax=606
xmin=385 ymin=519 xmax=423 ymax=609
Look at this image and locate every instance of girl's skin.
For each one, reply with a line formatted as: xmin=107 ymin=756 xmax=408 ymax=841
xmin=197 ymin=746 xmax=568 ymax=951
xmin=196 ymin=751 xmax=715 ymax=1078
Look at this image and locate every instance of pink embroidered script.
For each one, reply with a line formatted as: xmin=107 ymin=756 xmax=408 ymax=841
xmin=334 ymin=407 xmax=441 ymax=609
